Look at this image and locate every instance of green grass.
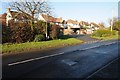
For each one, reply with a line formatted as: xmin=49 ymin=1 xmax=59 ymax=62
xmin=2 ymin=38 xmax=83 ymax=54
xmin=91 ymin=35 xmax=120 ymax=40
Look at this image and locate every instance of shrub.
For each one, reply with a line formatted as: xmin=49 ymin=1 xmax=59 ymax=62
xmin=34 ymin=21 xmax=51 ymax=35
xmin=34 ymin=34 xmax=45 ymax=42
xmin=34 ymin=20 xmax=46 ymax=34
xmin=50 ymin=25 xmax=60 ymax=40
xmin=92 ymin=29 xmax=117 ymax=37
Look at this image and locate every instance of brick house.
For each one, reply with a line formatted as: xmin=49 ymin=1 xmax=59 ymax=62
xmin=0 ymin=8 xmax=31 ymax=26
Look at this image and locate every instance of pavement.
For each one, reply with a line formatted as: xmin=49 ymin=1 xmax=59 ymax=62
xmin=89 ymin=58 xmax=120 ymax=79
xmin=2 ymin=39 xmax=120 ymax=79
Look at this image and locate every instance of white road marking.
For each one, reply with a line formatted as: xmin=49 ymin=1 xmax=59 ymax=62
xmin=80 ymin=45 xmax=100 ymax=51
xmin=80 ymin=41 xmax=117 ymax=51
xmin=8 ymin=41 xmax=118 ymax=66
xmin=8 ymin=52 xmax=65 ymax=66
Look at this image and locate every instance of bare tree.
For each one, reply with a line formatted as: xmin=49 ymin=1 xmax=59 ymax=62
xmin=10 ymin=0 xmax=52 ymax=31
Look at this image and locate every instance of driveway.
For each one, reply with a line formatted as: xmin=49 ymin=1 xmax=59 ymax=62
xmin=70 ymin=34 xmax=100 ymax=43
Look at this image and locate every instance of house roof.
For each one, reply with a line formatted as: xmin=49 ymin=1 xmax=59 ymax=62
xmin=79 ymin=21 xmax=90 ymax=26
xmin=41 ymin=14 xmax=63 ymax=23
xmin=41 ymin=14 xmax=56 ymax=22
xmin=55 ymin=17 xmax=63 ymax=23
xmin=90 ymin=22 xmax=99 ymax=27
xmin=10 ymin=11 xmax=32 ymax=20
xmin=0 ymin=10 xmax=32 ymax=20
xmin=67 ymin=19 xmax=79 ymax=24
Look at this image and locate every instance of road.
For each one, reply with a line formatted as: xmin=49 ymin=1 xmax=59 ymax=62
xmin=2 ymin=39 xmax=120 ymax=79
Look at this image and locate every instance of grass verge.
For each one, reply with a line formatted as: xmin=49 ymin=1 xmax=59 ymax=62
xmin=2 ymin=38 xmax=83 ymax=54
xmin=91 ymin=35 xmax=120 ymax=40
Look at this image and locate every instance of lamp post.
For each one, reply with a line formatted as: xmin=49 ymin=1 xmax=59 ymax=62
xmin=45 ymin=0 xmax=48 ymax=40
xmin=46 ymin=21 xmax=47 ymax=39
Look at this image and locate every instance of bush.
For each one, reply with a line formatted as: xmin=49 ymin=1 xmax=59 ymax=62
xmin=50 ymin=25 xmax=60 ymax=40
xmin=92 ymin=29 xmax=117 ymax=37
xmin=34 ymin=20 xmax=46 ymax=34
xmin=34 ymin=34 xmax=45 ymax=42
xmin=34 ymin=21 xmax=51 ymax=35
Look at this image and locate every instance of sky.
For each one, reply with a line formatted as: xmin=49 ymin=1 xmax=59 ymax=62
xmin=50 ymin=2 xmax=118 ymax=27
xmin=0 ymin=0 xmax=119 ymax=27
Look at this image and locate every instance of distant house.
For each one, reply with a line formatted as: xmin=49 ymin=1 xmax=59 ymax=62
xmin=79 ymin=21 xmax=90 ymax=28
xmin=64 ymin=19 xmax=81 ymax=34
xmin=67 ymin=19 xmax=80 ymax=29
xmin=79 ymin=21 xmax=100 ymax=34
xmin=90 ymin=22 xmax=99 ymax=31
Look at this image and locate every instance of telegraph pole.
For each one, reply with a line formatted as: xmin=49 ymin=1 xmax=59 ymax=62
xmin=111 ymin=9 xmax=114 ymax=32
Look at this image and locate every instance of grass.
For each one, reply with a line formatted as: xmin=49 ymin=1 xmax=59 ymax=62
xmin=91 ymin=35 xmax=120 ymax=40
xmin=2 ymin=38 xmax=83 ymax=54
xmin=91 ymin=29 xmax=120 ymax=40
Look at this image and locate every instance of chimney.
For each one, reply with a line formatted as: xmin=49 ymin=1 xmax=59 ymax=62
xmin=7 ymin=8 xmax=11 ymax=13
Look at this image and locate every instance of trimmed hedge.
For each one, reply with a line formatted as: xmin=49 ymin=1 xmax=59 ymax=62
xmin=2 ymin=20 xmax=49 ymax=43
xmin=9 ymin=20 xmax=34 ymax=43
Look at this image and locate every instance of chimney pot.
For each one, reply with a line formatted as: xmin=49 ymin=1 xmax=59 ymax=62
xmin=7 ymin=8 xmax=11 ymax=13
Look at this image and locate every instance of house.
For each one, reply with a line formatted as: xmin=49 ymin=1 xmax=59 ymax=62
xmin=0 ymin=13 xmax=7 ymax=26
xmin=38 ymin=14 xmax=63 ymax=25
xmin=64 ymin=19 xmax=81 ymax=34
xmin=67 ymin=19 xmax=80 ymax=29
xmin=38 ymin=14 xmax=55 ymax=23
xmin=79 ymin=21 xmax=90 ymax=28
xmin=79 ymin=21 xmax=100 ymax=34
xmin=90 ymin=22 xmax=99 ymax=31
xmin=0 ymin=8 xmax=31 ymax=26
xmin=55 ymin=17 xmax=63 ymax=27
xmin=38 ymin=14 xmax=64 ymax=36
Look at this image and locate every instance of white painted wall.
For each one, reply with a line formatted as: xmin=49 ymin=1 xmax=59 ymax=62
xmin=38 ymin=14 xmax=46 ymax=21
xmin=6 ymin=11 xmax=13 ymax=26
